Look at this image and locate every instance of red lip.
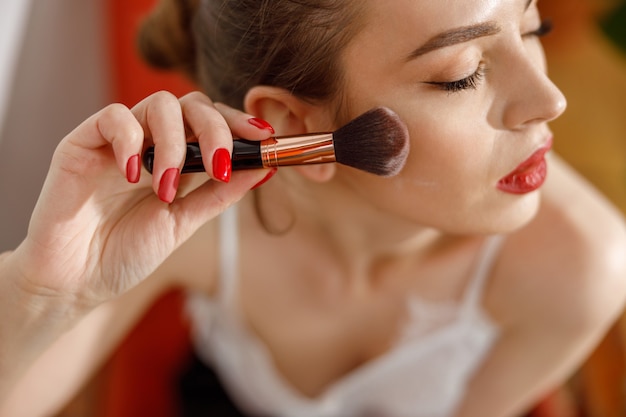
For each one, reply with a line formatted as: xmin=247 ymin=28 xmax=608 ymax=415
xmin=497 ymin=137 xmax=553 ymax=195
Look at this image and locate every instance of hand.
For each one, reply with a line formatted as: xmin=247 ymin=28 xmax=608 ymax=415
xmin=11 ymin=91 xmax=273 ymax=309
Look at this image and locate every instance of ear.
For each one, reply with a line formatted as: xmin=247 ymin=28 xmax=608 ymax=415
xmin=243 ymin=86 xmax=336 ymax=183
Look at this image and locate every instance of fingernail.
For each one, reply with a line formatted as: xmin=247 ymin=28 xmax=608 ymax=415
xmin=251 ymin=168 xmax=278 ymax=190
xmin=212 ymin=148 xmax=232 ymax=183
xmin=248 ymin=117 xmax=275 ymax=134
xmin=158 ymin=168 xmax=180 ymax=203
xmin=126 ymin=154 xmax=141 ymax=183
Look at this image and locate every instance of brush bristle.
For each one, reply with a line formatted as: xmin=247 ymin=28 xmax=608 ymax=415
xmin=333 ymin=107 xmax=409 ymax=177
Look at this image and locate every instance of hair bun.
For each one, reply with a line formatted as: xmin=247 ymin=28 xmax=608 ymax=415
xmin=137 ymin=0 xmax=199 ymax=78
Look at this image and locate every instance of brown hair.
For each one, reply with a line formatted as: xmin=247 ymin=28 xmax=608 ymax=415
xmin=138 ymin=0 xmax=365 ymax=234
xmin=138 ymin=0 xmax=364 ymax=111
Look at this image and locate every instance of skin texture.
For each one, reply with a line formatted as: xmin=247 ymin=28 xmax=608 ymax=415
xmin=1 ymin=0 xmax=626 ymax=416
xmin=329 ymin=0 xmax=564 ymax=235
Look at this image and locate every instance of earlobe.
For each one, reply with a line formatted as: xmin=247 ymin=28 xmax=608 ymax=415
xmin=293 ymin=163 xmax=337 ymax=183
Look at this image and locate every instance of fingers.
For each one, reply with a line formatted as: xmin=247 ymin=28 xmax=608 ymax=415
xmin=131 ymin=91 xmax=186 ymax=202
xmin=66 ymin=103 xmax=145 ymax=184
xmin=179 ymin=93 xmax=234 ymax=184
xmin=136 ymin=91 xmax=274 ymax=202
xmin=66 ymin=91 xmax=276 ymax=204
xmin=213 ymin=102 xmax=275 ymax=138
xmin=179 ymin=93 xmax=275 ymax=184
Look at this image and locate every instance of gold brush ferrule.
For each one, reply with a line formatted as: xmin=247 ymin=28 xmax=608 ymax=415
xmin=260 ymin=133 xmax=336 ymax=168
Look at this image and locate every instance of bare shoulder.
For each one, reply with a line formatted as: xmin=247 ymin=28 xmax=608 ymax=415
xmin=488 ymin=154 xmax=626 ymax=329
xmin=458 ymin=156 xmax=626 ymax=417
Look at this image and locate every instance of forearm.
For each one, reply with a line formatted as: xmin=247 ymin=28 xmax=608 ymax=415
xmin=0 ymin=248 xmax=86 ymax=404
xmin=0 ymin=244 xmax=176 ymax=417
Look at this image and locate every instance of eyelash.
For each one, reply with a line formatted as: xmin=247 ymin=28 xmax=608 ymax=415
xmin=429 ymin=19 xmax=553 ymax=94
xmin=429 ymin=65 xmax=487 ymax=93
xmin=526 ymin=19 xmax=553 ymax=38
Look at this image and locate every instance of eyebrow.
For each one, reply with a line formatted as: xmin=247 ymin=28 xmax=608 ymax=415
xmin=405 ymin=22 xmax=501 ymax=61
xmin=405 ymin=0 xmax=533 ymax=61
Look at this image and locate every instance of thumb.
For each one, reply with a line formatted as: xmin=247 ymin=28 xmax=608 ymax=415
xmin=163 ymin=169 xmax=268 ymax=240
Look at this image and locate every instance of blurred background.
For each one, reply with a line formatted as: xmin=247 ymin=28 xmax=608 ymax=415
xmin=0 ymin=0 xmax=193 ymax=253
xmin=0 ymin=1 xmax=624 ymax=416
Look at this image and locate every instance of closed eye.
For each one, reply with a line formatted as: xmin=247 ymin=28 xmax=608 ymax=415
xmin=525 ymin=19 xmax=553 ymax=38
xmin=427 ymin=64 xmax=487 ymax=93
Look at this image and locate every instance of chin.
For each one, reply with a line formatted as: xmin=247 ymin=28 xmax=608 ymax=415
xmin=488 ymin=192 xmax=543 ymax=234
xmin=440 ymin=191 xmax=542 ymax=236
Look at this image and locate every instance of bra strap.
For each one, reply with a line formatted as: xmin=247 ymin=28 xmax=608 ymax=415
xmin=217 ymin=204 xmax=240 ymax=306
xmin=463 ymin=235 xmax=505 ymax=308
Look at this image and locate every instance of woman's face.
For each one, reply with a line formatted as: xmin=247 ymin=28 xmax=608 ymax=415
xmin=334 ymin=0 xmax=566 ymax=234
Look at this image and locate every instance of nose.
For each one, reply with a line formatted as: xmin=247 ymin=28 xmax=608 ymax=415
xmin=499 ymin=46 xmax=567 ymax=130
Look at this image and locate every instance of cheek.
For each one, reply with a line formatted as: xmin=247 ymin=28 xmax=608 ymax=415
xmin=401 ymin=108 xmax=494 ymax=195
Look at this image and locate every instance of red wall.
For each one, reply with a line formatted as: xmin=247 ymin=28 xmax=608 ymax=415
xmin=106 ymin=0 xmax=195 ymax=107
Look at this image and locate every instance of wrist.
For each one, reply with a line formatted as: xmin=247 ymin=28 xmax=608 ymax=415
xmin=1 ymin=246 xmax=92 ymax=326
xmin=0 ymin=248 xmax=89 ymax=355
xmin=0 ymin=248 xmax=90 ymax=400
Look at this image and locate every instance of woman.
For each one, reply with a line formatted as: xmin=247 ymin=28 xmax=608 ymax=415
xmin=1 ymin=0 xmax=625 ymax=416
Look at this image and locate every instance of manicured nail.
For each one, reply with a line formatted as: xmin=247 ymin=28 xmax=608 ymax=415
xmin=251 ymin=168 xmax=278 ymax=190
xmin=212 ymin=148 xmax=232 ymax=183
xmin=126 ymin=154 xmax=141 ymax=183
xmin=248 ymin=117 xmax=275 ymax=134
xmin=158 ymin=168 xmax=180 ymax=203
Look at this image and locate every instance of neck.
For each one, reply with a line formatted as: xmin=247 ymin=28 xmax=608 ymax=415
xmin=284 ymin=176 xmax=453 ymax=267
xmin=245 ymin=173 xmax=481 ymax=297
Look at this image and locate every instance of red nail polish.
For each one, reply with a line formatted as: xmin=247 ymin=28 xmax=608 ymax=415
xmin=251 ymin=168 xmax=278 ymax=190
xmin=126 ymin=154 xmax=141 ymax=183
xmin=213 ymin=148 xmax=232 ymax=183
xmin=158 ymin=168 xmax=180 ymax=203
xmin=248 ymin=118 xmax=275 ymax=134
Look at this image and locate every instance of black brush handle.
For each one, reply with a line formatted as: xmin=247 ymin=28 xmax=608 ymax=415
xmin=142 ymin=140 xmax=264 ymax=174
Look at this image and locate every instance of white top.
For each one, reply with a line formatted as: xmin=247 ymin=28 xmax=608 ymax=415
xmin=186 ymin=206 xmax=502 ymax=417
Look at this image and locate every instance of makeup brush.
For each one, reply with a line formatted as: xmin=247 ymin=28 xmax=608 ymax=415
xmin=142 ymin=107 xmax=410 ymax=177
